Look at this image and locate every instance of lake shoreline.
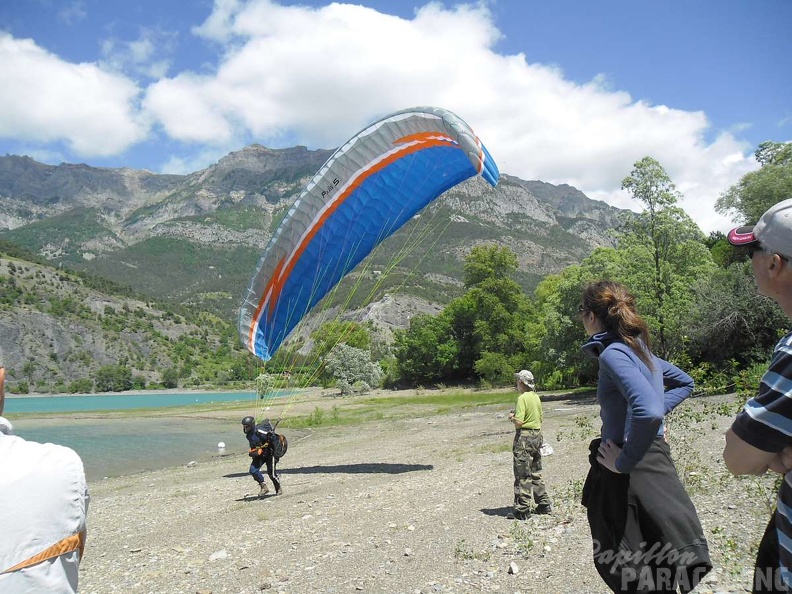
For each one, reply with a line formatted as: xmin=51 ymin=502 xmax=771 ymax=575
xmin=4 ymin=387 xmax=255 ymax=400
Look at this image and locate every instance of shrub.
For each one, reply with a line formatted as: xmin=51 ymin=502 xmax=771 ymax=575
xmin=67 ymin=378 xmax=94 ymax=394
xmin=12 ymin=380 xmax=29 ymax=394
xmin=352 ymin=380 xmax=371 ymax=395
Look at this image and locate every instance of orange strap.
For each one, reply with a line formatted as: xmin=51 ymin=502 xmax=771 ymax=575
xmin=1 ymin=531 xmax=85 ymax=575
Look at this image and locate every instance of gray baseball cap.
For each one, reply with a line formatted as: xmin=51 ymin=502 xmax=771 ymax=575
xmin=515 ymin=369 xmax=535 ymax=387
xmin=728 ymin=198 xmax=792 ymax=258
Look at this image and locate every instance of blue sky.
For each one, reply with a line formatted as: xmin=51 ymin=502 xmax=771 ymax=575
xmin=0 ymin=0 xmax=790 ymax=233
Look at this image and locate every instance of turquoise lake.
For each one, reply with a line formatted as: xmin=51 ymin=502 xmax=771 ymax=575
xmin=5 ymin=391 xmax=269 ymax=482
xmin=4 ymin=390 xmax=258 ymax=414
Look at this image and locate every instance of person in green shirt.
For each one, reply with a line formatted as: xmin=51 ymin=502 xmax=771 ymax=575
xmin=508 ymin=369 xmax=552 ymax=520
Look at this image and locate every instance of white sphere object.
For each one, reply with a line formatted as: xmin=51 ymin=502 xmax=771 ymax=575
xmin=217 ymin=442 xmax=226 ymax=449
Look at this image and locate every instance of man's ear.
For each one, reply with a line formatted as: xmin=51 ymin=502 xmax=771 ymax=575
xmin=771 ymin=254 xmax=782 ymax=269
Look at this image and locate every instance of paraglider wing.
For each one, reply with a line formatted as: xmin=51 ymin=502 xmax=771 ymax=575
xmin=238 ymin=106 xmax=499 ymax=361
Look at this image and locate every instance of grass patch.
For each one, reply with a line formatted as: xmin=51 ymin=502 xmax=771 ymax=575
xmin=454 ymin=539 xmax=492 ymax=561
xmin=280 ymin=389 xmax=516 ymax=430
xmin=509 ymin=521 xmax=535 ymax=556
xmin=479 ymin=442 xmax=512 ymax=455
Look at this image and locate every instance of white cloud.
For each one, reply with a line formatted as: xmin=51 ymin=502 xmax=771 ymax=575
xmin=58 ymin=1 xmax=87 ymax=26
xmin=145 ymin=73 xmax=236 ymax=143
xmin=100 ymin=28 xmax=177 ymax=80
xmin=161 ymin=146 xmax=232 ymax=175
xmin=0 ymin=34 xmax=148 ymax=157
xmin=0 ymin=1 xmax=763 ymax=234
xmin=143 ymin=0 xmax=757 ymax=232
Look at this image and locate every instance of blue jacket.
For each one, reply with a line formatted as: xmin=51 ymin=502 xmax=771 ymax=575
xmin=581 ymin=331 xmax=694 ymax=472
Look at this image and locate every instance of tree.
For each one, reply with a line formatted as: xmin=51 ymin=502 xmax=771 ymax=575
xmin=22 ymin=360 xmax=36 ymax=383
xmin=474 ymin=351 xmax=515 ymax=386
xmin=686 ymin=262 xmax=788 ymax=367
xmin=394 ymin=314 xmax=458 ymax=385
xmin=395 ymin=245 xmax=533 ymax=386
xmin=620 ymin=157 xmax=714 ymax=357
xmin=716 ymin=141 xmax=792 ymax=224
xmin=93 ymin=365 xmax=133 ymax=392
xmin=705 ymin=231 xmax=745 ymax=268
xmin=463 ymin=244 xmax=518 ymax=288
xmin=256 ymin=372 xmax=275 ymax=398
xmin=323 ymin=344 xmax=382 ymax=390
xmin=526 ymin=254 xmax=621 ymax=388
xmin=67 ymin=378 xmax=93 ymax=394
xmin=755 ymin=141 xmax=792 ymax=167
xmin=161 ymin=367 xmax=179 ymax=389
xmin=311 ymin=320 xmax=371 ymax=360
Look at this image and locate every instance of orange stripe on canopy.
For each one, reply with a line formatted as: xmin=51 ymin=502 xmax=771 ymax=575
xmin=252 ymin=136 xmax=454 ymax=335
xmin=248 ymin=256 xmax=288 ymax=350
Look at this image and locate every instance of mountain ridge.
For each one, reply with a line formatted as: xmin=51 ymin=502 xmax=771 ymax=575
xmin=0 ymin=147 xmax=626 ymax=390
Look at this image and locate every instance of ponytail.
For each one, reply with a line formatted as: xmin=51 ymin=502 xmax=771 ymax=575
xmin=581 ymin=281 xmax=653 ymax=369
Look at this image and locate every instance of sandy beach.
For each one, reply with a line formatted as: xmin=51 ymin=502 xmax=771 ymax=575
xmin=75 ymin=389 xmax=772 ymax=594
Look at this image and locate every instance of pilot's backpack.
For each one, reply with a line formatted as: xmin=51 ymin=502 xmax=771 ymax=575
xmin=271 ymin=432 xmax=288 ymax=459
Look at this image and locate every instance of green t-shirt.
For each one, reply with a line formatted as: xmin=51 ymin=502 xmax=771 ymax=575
xmin=515 ymin=390 xmax=542 ymax=430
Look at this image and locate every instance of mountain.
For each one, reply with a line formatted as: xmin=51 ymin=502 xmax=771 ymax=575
xmin=0 ymin=246 xmax=246 ymax=393
xmin=0 ymin=147 xmax=624 ymax=316
xmin=0 ymin=147 xmax=626 ymax=390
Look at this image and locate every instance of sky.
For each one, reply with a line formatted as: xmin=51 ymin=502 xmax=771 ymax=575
xmin=0 ymin=0 xmax=790 ymax=234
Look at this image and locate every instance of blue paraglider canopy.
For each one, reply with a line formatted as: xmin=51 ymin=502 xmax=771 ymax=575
xmin=239 ymin=106 xmax=499 ymax=361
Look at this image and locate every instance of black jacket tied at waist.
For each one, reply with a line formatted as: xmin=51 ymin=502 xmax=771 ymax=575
xmin=581 ymin=437 xmax=712 ymax=593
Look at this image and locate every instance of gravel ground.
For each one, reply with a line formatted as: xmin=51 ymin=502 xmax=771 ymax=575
xmin=78 ymin=390 xmax=776 ymax=594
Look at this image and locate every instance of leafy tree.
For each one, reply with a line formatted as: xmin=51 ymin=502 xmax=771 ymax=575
xmin=716 ymin=141 xmax=792 ymax=224
xmin=256 ymin=372 xmax=275 ymax=398
xmin=755 ymin=141 xmax=792 ymax=167
xmin=93 ymin=365 xmax=132 ymax=392
xmin=67 ymin=378 xmax=94 ymax=394
xmin=161 ymin=367 xmax=180 ymax=389
xmin=460 ymin=246 xmax=532 ymax=380
xmin=323 ymin=343 xmax=381 ymax=389
xmin=336 ymin=378 xmax=352 ymax=396
xmin=463 ymin=244 xmax=518 ymax=288
xmin=395 ymin=245 xmax=533 ymax=386
xmin=311 ymin=320 xmax=371 ymax=359
xmin=705 ymin=231 xmax=746 ymax=268
xmin=394 ymin=314 xmax=458 ymax=385
xmin=442 ymin=296 xmax=482 ymax=378
xmin=620 ymin=157 xmax=715 ymax=357
xmin=474 ymin=351 xmax=514 ymax=386
xmin=527 ymin=260 xmax=604 ymax=387
xmin=131 ymin=375 xmax=147 ymax=390
xmin=352 ymin=380 xmax=372 ymax=395
xmin=228 ymin=353 xmax=256 ymax=381
xmin=22 ymin=360 xmax=36 ymax=383
xmin=686 ymin=262 xmax=788 ymax=367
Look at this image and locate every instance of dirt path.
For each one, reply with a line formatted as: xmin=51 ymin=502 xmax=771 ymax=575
xmin=77 ymin=391 xmax=772 ymax=594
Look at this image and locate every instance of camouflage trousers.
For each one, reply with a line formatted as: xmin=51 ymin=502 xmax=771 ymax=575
xmin=513 ymin=430 xmax=550 ymax=514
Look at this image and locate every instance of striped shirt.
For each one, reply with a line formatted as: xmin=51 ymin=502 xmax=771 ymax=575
xmin=732 ymin=331 xmax=792 ymax=588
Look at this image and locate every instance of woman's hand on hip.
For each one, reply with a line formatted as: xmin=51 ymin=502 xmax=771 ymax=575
xmin=597 ymin=439 xmax=622 ymax=473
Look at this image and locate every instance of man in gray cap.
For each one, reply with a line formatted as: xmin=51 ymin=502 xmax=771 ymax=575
xmin=508 ymin=369 xmax=552 ymax=520
xmin=723 ymin=198 xmax=792 ymax=592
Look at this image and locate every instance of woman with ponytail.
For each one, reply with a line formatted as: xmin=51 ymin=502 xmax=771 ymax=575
xmin=579 ymin=280 xmax=711 ymax=593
